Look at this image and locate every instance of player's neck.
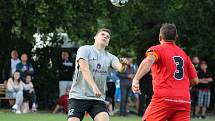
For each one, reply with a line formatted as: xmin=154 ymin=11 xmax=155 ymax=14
xmin=161 ymin=41 xmax=175 ymax=44
xmin=93 ymin=44 xmax=105 ymax=51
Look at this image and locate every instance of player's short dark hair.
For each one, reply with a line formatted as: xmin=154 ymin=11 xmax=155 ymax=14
xmin=160 ymin=23 xmax=177 ymax=41
xmin=96 ymin=28 xmax=111 ymax=36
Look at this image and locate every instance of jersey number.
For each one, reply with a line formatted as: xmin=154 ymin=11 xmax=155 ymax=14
xmin=173 ymin=56 xmax=184 ymax=80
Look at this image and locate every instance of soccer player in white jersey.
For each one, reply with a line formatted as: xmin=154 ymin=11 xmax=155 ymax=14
xmin=68 ymin=28 xmax=128 ymax=121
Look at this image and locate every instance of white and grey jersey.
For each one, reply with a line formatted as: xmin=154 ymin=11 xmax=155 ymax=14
xmin=69 ymin=45 xmax=119 ymax=101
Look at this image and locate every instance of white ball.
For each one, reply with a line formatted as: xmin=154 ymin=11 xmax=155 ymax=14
xmin=110 ymin=0 xmax=129 ymax=7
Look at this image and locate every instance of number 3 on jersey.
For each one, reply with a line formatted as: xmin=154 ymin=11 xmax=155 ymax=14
xmin=173 ymin=56 xmax=184 ymax=80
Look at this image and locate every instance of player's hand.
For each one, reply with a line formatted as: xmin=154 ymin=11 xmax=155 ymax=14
xmin=92 ymin=85 xmax=102 ymax=98
xmin=120 ymin=58 xmax=129 ymax=65
xmin=132 ymin=79 xmax=141 ymax=94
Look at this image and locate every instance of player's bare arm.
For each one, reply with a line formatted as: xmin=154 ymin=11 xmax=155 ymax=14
xmin=78 ymin=58 xmax=101 ymax=98
xmin=132 ymin=55 xmax=156 ymax=93
xmin=112 ymin=58 xmax=128 ymax=72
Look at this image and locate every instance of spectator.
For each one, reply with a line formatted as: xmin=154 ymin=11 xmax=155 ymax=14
xmin=16 ymin=53 xmax=34 ymax=81
xmin=23 ymin=74 xmax=37 ymax=112
xmin=118 ymin=57 xmax=138 ymax=116
xmin=3 ymin=50 xmax=20 ymax=85
xmin=58 ymin=51 xmax=75 ymax=97
xmin=191 ymin=56 xmax=200 ymax=116
xmin=6 ymin=71 xmax=24 ymax=114
xmin=105 ymin=70 xmax=119 ymax=115
xmin=192 ymin=56 xmax=200 ymax=72
xmin=52 ymin=85 xmax=70 ymax=114
xmin=195 ymin=60 xmax=213 ymax=119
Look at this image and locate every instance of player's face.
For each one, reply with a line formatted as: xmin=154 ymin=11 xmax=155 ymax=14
xmin=94 ymin=31 xmax=110 ymax=47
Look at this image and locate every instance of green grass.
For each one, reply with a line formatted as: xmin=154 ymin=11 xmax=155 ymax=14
xmin=0 ymin=111 xmax=214 ymax=121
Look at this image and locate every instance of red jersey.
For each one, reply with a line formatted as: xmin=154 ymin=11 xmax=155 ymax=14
xmin=146 ymin=42 xmax=197 ymax=102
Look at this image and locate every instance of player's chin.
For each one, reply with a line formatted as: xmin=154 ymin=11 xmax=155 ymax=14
xmin=101 ymin=43 xmax=108 ymax=47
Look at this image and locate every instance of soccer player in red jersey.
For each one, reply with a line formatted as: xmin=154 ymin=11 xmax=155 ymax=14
xmin=132 ymin=23 xmax=199 ymax=121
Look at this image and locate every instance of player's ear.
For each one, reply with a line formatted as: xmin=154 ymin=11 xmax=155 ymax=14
xmin=175 ymin=34 xmax=179 ymax=40
xmin=94 ymin=35 xmax=97 ymax=40
xmin=159 ymin=35 xmax=162 ymax=42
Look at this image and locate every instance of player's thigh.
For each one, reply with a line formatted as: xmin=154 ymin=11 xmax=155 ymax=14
xmin=94 ymin=112 xmax=109 ymax=121
xmin=68 ymin=117 xmax=80 ymax=121
xmin=169 ymin=110 xmax=190 ymax=121
xmin=144 ymin=105 xmax=174 ymax=121
xmin=68 ymin=99 xmax=88 ymax=121
xmin=88 ymin=100 xmax=109 ymax=121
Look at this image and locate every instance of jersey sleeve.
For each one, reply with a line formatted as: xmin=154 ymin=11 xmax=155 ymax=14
xmin=187 ymin=56 xmax=198 ymax=80
xmin=110 ymin=54 xmax=120 ymax=68
xmin=145 ymin=46 xmax=159 ymax=62
xmin=76 ymin=46 xmax=90 ymax=62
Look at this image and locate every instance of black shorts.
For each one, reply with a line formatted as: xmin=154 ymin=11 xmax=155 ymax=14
xmin=68 ymin=98 xmax=108 ymax=120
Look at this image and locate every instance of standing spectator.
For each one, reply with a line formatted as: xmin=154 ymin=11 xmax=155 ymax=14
xmin=192 ymin=56 xmax=200 ymax=72
xmin=195 ymin=60 xmax=213 ymax=119
xmin=16 ymin=53 xmax=34 ymax=81
xmin=23 ymin=74 xmax=37 ymax=112
xmin=6 ymin=71 xmax=24 ymax=114
xmin=58 ymin=51 xmax=75 ymax=97
xmin=118 ymin=57 xmax=137 ymax=116
xmin=3 ymin=50 xmax=20 ymax=85
xmin=191 ymin=56 xmax=200 ymax=116
xmin=105 ymin=70 xmax=119 ymax=115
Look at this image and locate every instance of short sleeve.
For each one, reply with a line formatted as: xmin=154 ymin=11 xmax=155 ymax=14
xmin=76 ymin=46 xmax=90 ymax=62
xmin=145 ymin=46 xmax=159 ymax=62
xmin=187 ymin=56 xmax=198 ymax=80
xmin=110 ymin=54 xmax=120 ymax=68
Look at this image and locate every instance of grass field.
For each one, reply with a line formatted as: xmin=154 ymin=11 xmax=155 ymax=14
xmin=0 ymin=111 xmax=214 ymax=121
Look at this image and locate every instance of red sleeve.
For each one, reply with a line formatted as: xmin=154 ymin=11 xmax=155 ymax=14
xmin=187 ymin=56 xmax=198 ymax=80
xmin=145 ymin=46 xmax=159 ymax=62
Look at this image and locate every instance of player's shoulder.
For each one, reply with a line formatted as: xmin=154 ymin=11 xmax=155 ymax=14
xmin=79 ymin=45 xmax=92 ymax=49
xmin=78 ymin=45 xmax=92 ymax=51
xmin=106 ymin=51 xmax=117 ymax=58
xmin=147 ymin=44 xmax=162 ymax=52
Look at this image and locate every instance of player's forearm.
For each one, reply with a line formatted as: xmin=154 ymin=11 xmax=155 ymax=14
xmin=133 ymin=56 xmax=154 ymax=81
xmin=80 ymin=67 xmax=98 ymax=89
